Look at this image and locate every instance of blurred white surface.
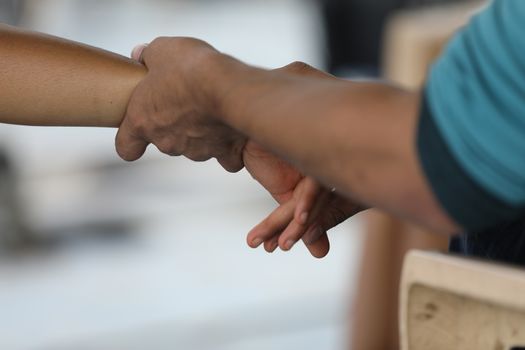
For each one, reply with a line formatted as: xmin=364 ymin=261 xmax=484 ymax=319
xmin=0 ymin=201 xmax=362 ymax=349
xmin=1 ymin=157 xmax=364 ymax=350
xmin=0 ymin=1 xmax=363 ymax=349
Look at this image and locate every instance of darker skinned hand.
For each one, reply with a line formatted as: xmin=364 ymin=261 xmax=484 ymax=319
xmin=115 ymin=37 xmax=246 ymax=172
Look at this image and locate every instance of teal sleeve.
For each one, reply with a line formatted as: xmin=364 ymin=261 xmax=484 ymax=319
xmin=419 ymin=0 xmax=525 ymax=231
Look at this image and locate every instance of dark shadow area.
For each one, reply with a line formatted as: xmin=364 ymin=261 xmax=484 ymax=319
xmin=318 ymin=0 xmax=469 ymax=77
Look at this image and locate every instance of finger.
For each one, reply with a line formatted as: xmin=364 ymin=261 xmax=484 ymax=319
xmin=131 ymin=44 xmax=148 ymax=63
xmin=300 ymin=195 xmax=362 ymax=247
xmin=303 ymin=232 xmax=330 ymax=259
xmin=217 ymin=153 xmax=244 ymax=173
xmin=279 ymin=186 xmax=331 ymax=250
xmin=115 ymin=118 xmax=149 ymax=161
xmin=216 ymin=136 xmax=246 ymax=173
xmin=263 ymin=235 xmax=280 ymax=253
xmin=294 ymin=177 xmax=323 ymax=225
xmin=246 ymin=200 xmax=295 ymax=248
xmin=302 ymin=224 xmax=326 ymax=246
xmin=278 ymin=219 xmax=307 ymax=251
xmin=301 ymin=195 xmax=364 ymax=250
xmin=277 ymin=199 xmax=327 ymax=251
xmin=318 ymin=195 xmax=363 ymax=232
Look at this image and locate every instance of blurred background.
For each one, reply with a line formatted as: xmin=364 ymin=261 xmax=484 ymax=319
xmin=0 ymin=0 xmax=480 ymax=349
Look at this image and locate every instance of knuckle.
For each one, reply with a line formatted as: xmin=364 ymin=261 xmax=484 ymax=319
xmin=150 ymin=36 xmax=169 ymax=48
xmin=219 ymin=156 xmax=244 ymax=173
xmin=186 ymin=151 xmax=211 ymax=162
xmin=126 ymin=115 xmax=149 ymax=138
xmin=285 ymin=61 xmax=313 ymax=74
xmin=227 ymin=162 xmax=244 ymax=173
xmin=231 ymin=137 xmax=248 ymax=155
xmin=156 ymin=139 xmax=182 ymax=156
xmin=144 ymin=37 xmax=171 ymax=62
xmin=180 ymin=37 xmax=210 ymax=49
xmin=178 ymin=37 xmax=194 ymax=45
xmin=184 ymin=140 xmax=211 ymax=161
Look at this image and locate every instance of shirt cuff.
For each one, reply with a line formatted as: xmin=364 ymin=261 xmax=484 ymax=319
xmin=417 ymin=91 xmax=524 ymax=232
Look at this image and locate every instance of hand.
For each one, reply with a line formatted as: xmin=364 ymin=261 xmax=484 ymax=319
xmin=248 ymin=175 xmax=365 ymax=257
xmin=115 ymin=37 xmax=247 ymax=172
xmin=244 ymin=141 xmax=365 ymax=258
xmin=242 ymin=62 xmax=366 ymax=258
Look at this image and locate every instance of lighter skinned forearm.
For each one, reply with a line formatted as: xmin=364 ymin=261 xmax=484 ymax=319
xmin=213 ymin=58 xmax=459 ymax=233
xmin=0 ymin=24 xmax=146 ymax=127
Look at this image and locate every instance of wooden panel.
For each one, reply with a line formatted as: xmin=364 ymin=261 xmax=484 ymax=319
xmin=400 ymin=251 xmax=525 ymax=350
xmin=408 ymin=285 xmax=525 ymax=350
xmin=382 ymin=1 xmax=486 ymax=89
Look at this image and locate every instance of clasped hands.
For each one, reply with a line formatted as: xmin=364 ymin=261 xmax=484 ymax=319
xmin=115 ymin=37 xmax=364 ymax=258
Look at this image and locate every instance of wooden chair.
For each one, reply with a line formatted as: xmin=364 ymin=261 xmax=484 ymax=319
xmin=400 ymin=250 xmax=525 ymax=350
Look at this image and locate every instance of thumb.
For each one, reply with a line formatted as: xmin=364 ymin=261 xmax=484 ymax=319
xmin=115 ymin=116 xmax=149 ymax=161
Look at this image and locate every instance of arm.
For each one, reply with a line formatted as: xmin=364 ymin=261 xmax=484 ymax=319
xmin=0 ymin=23 xmax=145 ymax=127
xmin=115 ymin=1 xmax=525 ymax=246
xmin=234 ymin=0 xmax=525 ymax=244
xmin=117 ymin=38 xmax=460 ymax=235
xmin=213 ymin=60 xmax=460 ymax=234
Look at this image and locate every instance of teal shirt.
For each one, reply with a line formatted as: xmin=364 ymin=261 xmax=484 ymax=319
xmin=418 ymin=0 xmax=525 ymax=230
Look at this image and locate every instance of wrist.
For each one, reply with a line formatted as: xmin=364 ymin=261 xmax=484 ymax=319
xmin=198 ymin=52 xmax=264 ymax=124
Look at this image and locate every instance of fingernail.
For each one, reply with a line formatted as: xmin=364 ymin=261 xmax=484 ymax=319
xmin=270 ymin=240 xmax=279 ymax=252
xmin=284 ymin=240 xmax=296 ymax=251
xmin=131 ymin=44 xmax=147 ymax=61
xmin=252 ymin=238 xmax=262 ymax=247
xmin=299 ymin=212 xmax=308 ymax=225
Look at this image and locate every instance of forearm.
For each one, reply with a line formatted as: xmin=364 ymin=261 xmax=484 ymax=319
xmin=0 ymin=24 xmax=145 ymax=127
xmin=214 ymin=59 xmax=459 ymax=233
